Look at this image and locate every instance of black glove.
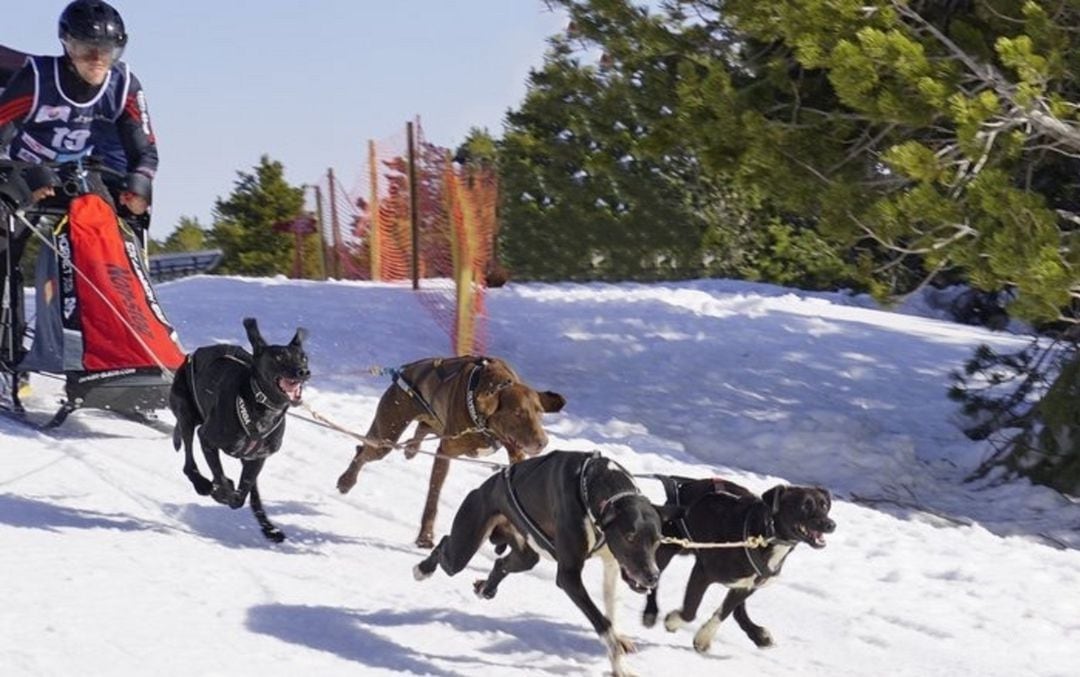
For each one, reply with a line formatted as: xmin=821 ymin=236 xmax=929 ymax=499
xmin=23 ymin=164 xmax=60 ymax=192
xmin=0 ymin=164 xmax=59 ymax=210
xmin=0 ymin=169 xmax=33 ymax=210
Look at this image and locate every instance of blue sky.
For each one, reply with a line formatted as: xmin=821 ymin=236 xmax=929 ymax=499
xmin=3 ymin=1 xmax=566 ymax=235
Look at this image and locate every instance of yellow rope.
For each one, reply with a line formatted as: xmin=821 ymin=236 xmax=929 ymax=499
xmin=290 ymin=403 xmax=504 ymax=469
xmin=292 ymin=405 xmax=778 ymax=543
xmin=656 ymin=535 xmax=768 ymax=550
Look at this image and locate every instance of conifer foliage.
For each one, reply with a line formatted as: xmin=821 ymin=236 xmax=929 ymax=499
xmin=209 ymin=156 xmax=306 ymax=276
xmin=537 ymin=0 xmax=1080 ymax=492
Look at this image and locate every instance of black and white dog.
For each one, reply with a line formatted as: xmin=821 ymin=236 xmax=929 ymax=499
xmin=644 ymin=476 xmax=835 ymax=652
xmin=169 ymin=317 xmax=309 ymax=542
xmin=414 ymin=450 xmax=674 ymax=677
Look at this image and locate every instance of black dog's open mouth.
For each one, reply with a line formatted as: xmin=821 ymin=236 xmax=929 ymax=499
xmin=620 ymin=567 xmax=656 ymax=594
xmin=797 ymin=524 xmax=829 ymax=549
xmin=278 ymin=377 xmax=305 ymax=404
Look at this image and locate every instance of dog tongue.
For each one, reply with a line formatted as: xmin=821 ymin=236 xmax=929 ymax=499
xmin=279 ymin=378 xmax=303 ymax=403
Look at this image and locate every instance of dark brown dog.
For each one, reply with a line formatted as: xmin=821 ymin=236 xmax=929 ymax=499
xmin=643 ymin=476 xmax=835 ymax=652
xmin=336 ymin=355 xmax=566 ymax=547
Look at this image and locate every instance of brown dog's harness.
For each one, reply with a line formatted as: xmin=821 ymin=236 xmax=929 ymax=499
xmin=392 ymin=358 xmax=503 ymax=448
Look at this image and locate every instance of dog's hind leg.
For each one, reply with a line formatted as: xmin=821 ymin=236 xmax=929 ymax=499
xmin=336 ymin=385 xmax=417 ymax=494
xmin=249 ymin=482 xmax=285 ymax=543
xmin=413 ymin=485 xmax=493 ymax=580
xmin=170 ymin=382 xmax=213 ymax=496
xmin=416 ymin=449 xmax=452 ymax=548
xmin=692 ymin=587 xmax=753 ymax=654
xmin=178 ymin=424 xmax=213 ymax=496
xmin=473 ymin=524 xmax=538 ymax=599
xmin=731 ymin=592 xmax=771 ymax=648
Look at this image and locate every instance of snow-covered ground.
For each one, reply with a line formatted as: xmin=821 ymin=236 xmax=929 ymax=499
xmin=2 ymin=276 xmax=1077 ymax=676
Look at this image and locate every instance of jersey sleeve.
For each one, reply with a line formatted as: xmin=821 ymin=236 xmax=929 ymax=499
xmin=115 ymin=70 xmax=158 ymax=202
xmin=0 ymin=62 xmax=35 ymax=153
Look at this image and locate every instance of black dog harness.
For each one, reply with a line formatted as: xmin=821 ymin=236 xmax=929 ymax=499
xmin=502 ymin=452 xmax=640 ymax=558
xmin=743 ymin=490 xmax=796 ymax=583
xmin=189 ymin=347 xmax=288 ymax=460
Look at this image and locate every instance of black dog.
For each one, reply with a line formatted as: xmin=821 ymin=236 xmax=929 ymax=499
xmin=643 ymin=476 xmax=835 ymax=653
xmin=169 ymin=318 xmax=310 ymax=543
xmin=414 ymin=450 xmax=673 ymax=677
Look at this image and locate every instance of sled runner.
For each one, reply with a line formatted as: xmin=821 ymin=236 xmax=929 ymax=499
xmin=1 ymin=158 xmax=185 ymax=430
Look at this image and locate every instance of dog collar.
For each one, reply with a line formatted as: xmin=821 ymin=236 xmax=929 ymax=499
xmin=463 ymin=362 xmax=505 ymax=450
xmin=579 ymin=453 xmax=641 ymax=555
xmin=250 ymin=376 xmax=288 ymax=411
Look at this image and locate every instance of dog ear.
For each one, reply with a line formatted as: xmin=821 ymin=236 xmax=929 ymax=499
xmin=290 ymin=327 xmax=308 ymax=347
xmin=761 ymin=485 xmax=786 ymax=514
xmin=539 ymin=391 xmax=566 ymax=413
xmin=654 ymin=502 xmax=685 ymax=524
xmin=243 ymin=317 xmax=267 ymax=352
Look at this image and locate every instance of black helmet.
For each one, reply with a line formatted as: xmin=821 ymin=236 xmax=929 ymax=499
xmin=58 ymin=0 xmax=128 ymax=48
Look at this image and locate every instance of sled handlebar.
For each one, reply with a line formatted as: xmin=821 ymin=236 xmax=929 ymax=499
xmin=1 ymin=158 xmax=130 ymax=216
xmin=0 ymin=157 xmax=128 ymax=181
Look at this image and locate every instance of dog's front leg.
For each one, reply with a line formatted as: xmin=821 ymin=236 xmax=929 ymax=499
xmin=248 ymin=481 xmax=285 ymax=543
xmin=642 ymin=544 xmax=677 ymax=627
xmin=228 ymin=458 xmax=265 ymax=509
xmin=556 ymin=560 xmax=633 ymax=677
xmin=731 ymin=591 xmax=771 ymax=648
xmin=692 ymin=587 xmax=754 ymax=654
xmin=664 ymin=559 xmax=709 ymax=632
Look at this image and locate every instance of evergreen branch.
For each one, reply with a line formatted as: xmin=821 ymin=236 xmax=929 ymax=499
xmin=892 ymin=0 xmax=1080 ymax=155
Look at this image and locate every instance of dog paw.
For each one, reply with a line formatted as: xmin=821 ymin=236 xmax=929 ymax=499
xmin=415 ymin=535 xmax=435 ymax=549
xmin=472 ymin=579 xmax=497 ymax=599
xmin=211 ymin=479 xmax=235 ymax=505
xmin=750 ymin=628 xmax=774 ymax=648
xmin=335 ymin=473 xmax=356 ymax=494
xmin=663 ymin=610 xmax=687 ymax=633
xmin=693 ymin=636 xmax=712 ymax=654
xmin=642 ymin=611 xmax=657 ymax=628
xmin=614 ymin=634 xmax=637 ymax=654
xmin=262 ymin=526 xmax=286 ymax=543
xmin=189 ymin=476 xmax=213 ymax=496
xmin=413 ymin=562 xmax=434 ymax=581
xmin=226 ymin=491 xmax=247 ymax=509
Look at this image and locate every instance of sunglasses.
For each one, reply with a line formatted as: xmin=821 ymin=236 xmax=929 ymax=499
xmin=63 ymin=38 xmax=124 ymax=64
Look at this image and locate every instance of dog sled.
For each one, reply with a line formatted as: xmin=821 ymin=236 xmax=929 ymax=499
xmin=1 ymin=158 xmax=185 ymax=430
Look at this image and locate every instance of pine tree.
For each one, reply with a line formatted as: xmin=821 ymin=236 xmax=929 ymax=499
xmin=209 ymin=156 xmax=305 ymax=276
xmin=153 ymin=216 xmax=207 ymax=254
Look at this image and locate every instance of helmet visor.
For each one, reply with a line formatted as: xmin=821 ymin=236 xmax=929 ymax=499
xmin=63 ymin=37 xmax=123 ymax=64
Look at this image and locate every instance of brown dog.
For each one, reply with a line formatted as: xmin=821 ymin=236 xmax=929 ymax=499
xmin=336 ymin=356 xmax=566 ymax=547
